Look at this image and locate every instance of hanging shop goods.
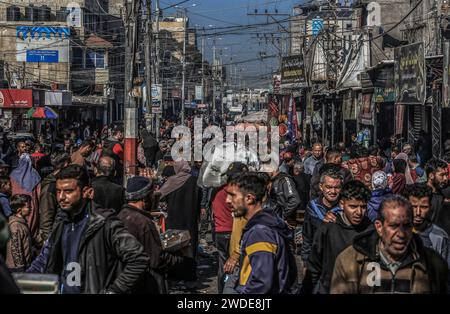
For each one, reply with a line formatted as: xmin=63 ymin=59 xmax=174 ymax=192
xmin=342 ymin=155 xmax=385 ymax=189
xmin=443 ymin=41 xmax=450 ymax=108
xmin=395 ymin=104 xmax=405 ymax=135
xmin=359 ymin=94 xmax=374 ymax=125
xmin=287 ymin=95 xmax=298 ymax=142
xmin=394 ymin=42 xmax=426 ymax=105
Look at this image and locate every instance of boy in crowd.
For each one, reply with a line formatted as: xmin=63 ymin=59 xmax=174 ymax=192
xmin=5 ymin=194 xmax=34 ymax=272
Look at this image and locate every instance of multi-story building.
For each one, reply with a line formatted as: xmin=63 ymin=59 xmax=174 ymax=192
xmin=156 ymin=14 xmax=213 ymax=116
xmin=0 ymin=0 xmax=125 ymax=131
xmin=288 ymin=0 xmax=357 ymax=146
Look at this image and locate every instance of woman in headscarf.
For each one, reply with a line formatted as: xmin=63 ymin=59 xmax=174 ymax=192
xmin=157 ymin=160 xmax=201 ymax=285
xmin=9 ymin=154 xmax=41 ymax=245
xmin=394 ymin=152 xmax=414 ymax=184
xmin=391 ymin=159 xmax=407 ymax=195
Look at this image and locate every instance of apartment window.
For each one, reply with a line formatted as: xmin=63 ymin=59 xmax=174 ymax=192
xmin=72 ymin=48 xmax=83 ymax=68
xmin=86 ymin=50 xmax=105 ymax=69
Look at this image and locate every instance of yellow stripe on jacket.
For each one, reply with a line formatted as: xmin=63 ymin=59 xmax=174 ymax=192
xmin=239 ymin=242 xmax=278 ymax=286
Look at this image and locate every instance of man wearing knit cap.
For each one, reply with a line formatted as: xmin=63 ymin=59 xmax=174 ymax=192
xmin=118 ymin=176 xmax=184 ymax=294
xmin=367 ymin=171 xmax=393 ymax=222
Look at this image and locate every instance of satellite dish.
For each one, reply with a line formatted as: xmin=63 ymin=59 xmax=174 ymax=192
xmin=367 ymin=2 xmax=381 ymax=27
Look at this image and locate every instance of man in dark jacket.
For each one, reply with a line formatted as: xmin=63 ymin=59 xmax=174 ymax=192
xmin=331 ymin=195 xmax=448 ymax=294
xmin=403 ymin=183 xmax=450 ymax=269
xmin=91 ymin=156 xmax=124 ymax=212
xmin=301 ymin=168 xmax=343 ymax=265
xmin=304 ymin=180 xmax=373 ymax=294
xmin=141 ymin=129 xmax=159 ymax=167
xmin=38 ymin=151 xmax=71 ymax=247
xmin=6 ymin=141 xmax=28 ymax=170
xmin=426 ymin=158 xmax=449 ymax=233
xmin=292 ymin=161 xmax=311 ymax=220
xmin=27 ymin=164 xmax=149 ymax=294
xmin=118 ymin=176 xmax=184 ymax=294
xmin=226 ymin=173 xmax=298 ymax=294
xmin=267 ymin=166 xmax=301 ymax=229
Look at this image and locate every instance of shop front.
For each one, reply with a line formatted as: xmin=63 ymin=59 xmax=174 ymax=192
xmin=0 ymin=89 xmax=33 ymax=132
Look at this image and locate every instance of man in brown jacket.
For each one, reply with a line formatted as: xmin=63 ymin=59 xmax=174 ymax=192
xmin=331 ymin=195 xmax=448 ymax=294
xmin=6 ymin=194 xmax=34 ymax=272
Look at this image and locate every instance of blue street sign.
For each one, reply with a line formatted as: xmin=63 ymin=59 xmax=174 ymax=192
xmin=26 ymin=50 xmax=59 ymax=63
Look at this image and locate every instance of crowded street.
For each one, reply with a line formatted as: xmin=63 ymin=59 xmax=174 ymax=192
xmin=2 ymin=0 xmax=450 ymax=300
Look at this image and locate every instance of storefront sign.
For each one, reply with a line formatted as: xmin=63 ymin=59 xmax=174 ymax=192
xmin=195 ymin=86 xmax=203 ymax=101
xmin=0 ymin=89 xmax=33 ymax=108
xmin=373 ymin=87 xmax=395 ymax=103
xmin=394 ymin=42 xmax=426 ymax=105
xmin=443 ymin=41 xmax=450 ymax=108
xmin=273 ymin=75 xmax=281 ymax=94
xmin=45 ymin=91 xmax=72 ymax=106
xmin=281 ymin=55 xmax=306 ymax=85
xmin=151 ymin=84 xmax=162 ymax=110
xmin=359 ymin=94 xmax=374 ymax=125
xmin=16 ymin=26 xmax=70 ymax=63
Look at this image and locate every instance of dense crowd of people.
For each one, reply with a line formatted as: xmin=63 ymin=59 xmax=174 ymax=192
xmin=0 ymin=117 xmax=450 ymax=294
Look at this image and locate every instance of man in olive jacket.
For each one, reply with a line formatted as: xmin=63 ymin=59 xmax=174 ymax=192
xmin=27 ymin=164 xmax=149 ymax=294
xmin=331 ymin=195 xmax=448 ymax=294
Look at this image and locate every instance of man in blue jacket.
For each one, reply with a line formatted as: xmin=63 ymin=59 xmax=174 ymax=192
xmin=301 ymin=168 xmax=343 ymax=265
xmin=225 ymin=172 xmax=298 ymax=294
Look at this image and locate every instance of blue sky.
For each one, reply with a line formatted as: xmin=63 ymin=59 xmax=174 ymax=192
xmin=159 ymin=0 xmax=303 ymax=88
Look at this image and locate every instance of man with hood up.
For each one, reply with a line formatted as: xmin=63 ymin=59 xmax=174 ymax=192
xmin=303 ymin=180 xmax=373 ymax=294
xmin=225 ymin=172 xmax=298 ymax=294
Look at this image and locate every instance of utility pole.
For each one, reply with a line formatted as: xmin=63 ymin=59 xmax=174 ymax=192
xmin=124 ymin=0 xmax=139 ymax=182
xmin=144 ymin=0 xmax=153 ymax=135
xmin=201 ymin=34 xmax=205 ymax=105
xmin=212 ymin=37 xmax=216 ymax=122
xmin=181 ymin=8 xmax=187 ymax=124
xmin=155 ymin=0 xmax=161 ymax=138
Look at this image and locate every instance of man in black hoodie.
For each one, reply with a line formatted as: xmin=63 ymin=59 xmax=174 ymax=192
xmin=304 ymin=180 xmax=373 ymax=294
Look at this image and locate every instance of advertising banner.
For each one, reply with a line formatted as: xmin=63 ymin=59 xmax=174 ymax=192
xmin=281 ymin=55 xmax=306 ymax=85
xmin=394 ymin=42 xmax=426 ymax=105
xmin=0 ymin=89 xmax=33 ymax=108
xmin=443 ymin=41 xmax=450 ymax=108
xmin=16 ymin=26 xmax=70 ymax=63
